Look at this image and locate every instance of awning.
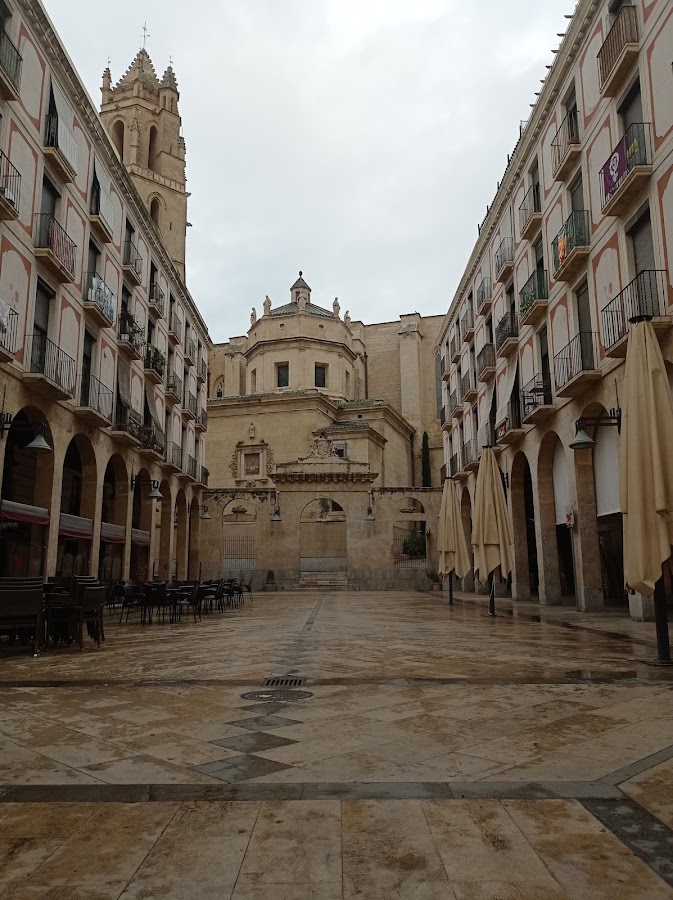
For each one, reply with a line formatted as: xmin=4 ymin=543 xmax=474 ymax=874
xmin=131 ymin=528 xmax=150 ymax=547
xmin=101 ymin=521 xmax=126 ymax=545
xmin=0 ymin=499 xmax=50 ymax=526
xmin=117 ymin=359 xmax=131 ymax=409
xmin=477 ymin=379 xmax=496 ymax=448
xmin=50 ymin=79 xmax=78 ymax=174
xmin=495 ymin=358 xmax=518 ymax=429
xmin=59 ymin=513 xmax=93 ymax=540
xmin=93 ymin=153 xmax=114 ymax=233
xmin=145 ymin=385 xmax=163 ymax=431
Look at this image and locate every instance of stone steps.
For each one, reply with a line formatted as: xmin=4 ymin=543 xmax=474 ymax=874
xmin=298 ymin=572 xmax=348 ymax=590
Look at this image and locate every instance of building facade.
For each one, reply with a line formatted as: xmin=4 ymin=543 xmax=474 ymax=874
xmin=0 ymin=0 xmax=211 ymax=582
xmin=436 ymin=0 xmax=673 ymax=620
xmin=202 ymin=275 xmax=444 ymax=589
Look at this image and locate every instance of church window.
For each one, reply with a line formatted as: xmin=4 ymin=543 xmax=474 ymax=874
xmin=276 ymin=363 xmax=289 ymax=388
xmin=148 ymin=125 xmax=158 ymax=171
xmin=250 ymin=369 xmax=257 ymax=393
xmin=150 ymin=198 xmax=160 ymax=226
xmin=315 ymin=364 xmax=326 ymax=388
xmin=112 ymin=120 xmax=124 ymax=161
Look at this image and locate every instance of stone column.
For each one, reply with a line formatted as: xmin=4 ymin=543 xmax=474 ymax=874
xmin=509 ymin=481 xmax=531 ymax=601
xmin=89 ymin=473 xmax=105 ymax=578
xmin=44 ymin=448 xmax=65 ymax=578
xmin=532 ymin=474 xmax=562 ymax=606
xmin=122 ymin=482 xmax=133 ymax=581
xmin=572 ymin=449 xmax=604 ymax=612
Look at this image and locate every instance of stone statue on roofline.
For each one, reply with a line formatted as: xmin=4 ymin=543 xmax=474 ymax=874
xmin=263 ymin=295 xmax=271 ymax=316
xmin=333 ymin=297 xmax=340 ymax=318
xmin=250 ymin=307 xmax=257 ymax=325
xmin=344 ymin=310 xmax=351 ymax=327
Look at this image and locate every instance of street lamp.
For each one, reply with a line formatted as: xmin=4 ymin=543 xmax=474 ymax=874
xmin=131 ymin=475 xmax=163 ymax=500
xmin=569 ymin=407 xmax=621 ymax=451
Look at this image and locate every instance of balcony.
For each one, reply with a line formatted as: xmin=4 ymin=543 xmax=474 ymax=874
xmin=494 ymin=237 xmax=514 ymax=284
xmin=110 ymin=406 xmax=143 ymax=447
xmin=123 ymin=239 xmax=143 ymax=286
xmin=440 ymin=464 xmax=447 ymax=483
xmin=89 ymin=186 xmax=114 ymax=243
xmin=195 ymin=408 xmax=208 ymax=432
xmin=148 ymin=281 xmax=165 ymax=318
xmin=554 ymin=332 xmax=600 ymax=398
xmin=519 ymin=183 xmax=542 ymax=241
xmin=139 ymin=423 xmax=165 ymax=462
xmin=163 ymin=442 xmax=182 ymax=473
xmin=34 ymin=214 xmax=76 ymax=282
xmin=461 ymin=369 xmax=478 ymax=403
xmin=600 ymin=123 xmax=652 ymax=217
xmin=477 ymin=425 xmax=501 ymax=456
xmin=144 ymin=345 xmax=166 ymax=385
xmin=449 ymin=453 xmax=460 ymax=479
xmin=182 ymin=391 xmax=197 ymax=420
xmin=440 ymin=357 xmax=449 ymax=381
xmin=184 ymin=337 xmax=196 ymax=367
xmin=495 ymin=311 xmax=518 ymax=358
xmin=599 ymin=5 xmax=639 ymax=98
xmin=44 ymin=113 xmax=77 ymax=182
xmin=197 ymin=357 xmax=207 ymax=384
xmin=182 ymin=454 xmax=197 ymax=481
xmin=552 ymin=108 xmax=581 ymax=181
xmin=83 ymin=272 xmax=115 ymax=329
xmin=601 ymin=270 xmax=671 ymax=358
xmin=520 ymin=374 xmax=554 ymax=424
xmin=477 ymin=343 xmax=496 ymax=382
xmin=118 ymin=311 xmax=144 ymax=360
xmin=168 ymin=312 xmax=182 ymax=346
xmin=552 ymin=210 xmax=590 ymax=282
xmin=0 ymin=150 xmax=20 ymax=221
xmin=450 ymin=335 xmax=461 ymax=363
xmin=0 ymin=307 xmax=18 ymax=364
xmin=74 ymin=373 xmax=114 ymax=427
xmin=0 ymin=29 xmax=22 ymax=100
xmin=519 ymin=270 xmax=549 ymax=328
xmin=23 ymin=334 xmax=75 ymax=400
xmin=451 ymin=388 xmax=463 ymax=420
xmin=440 ymin=406 xmax=450 ymax=430
xmin=448 ymin=391 xmax=458 ymax=419
xmin=463 ymin=439 xmax=479 ymax=473
xmin=476 ymin=277 xmax=492 ymax=315
xmin=496 ymin=400 xmax=525 ymax=446
xmin=460 ymin=308 xmax=475 ymax=343
xmin=198 ymin=466 xmax=209 ymax=488
xmin=165 ymin=370 xmax=182 ymax=405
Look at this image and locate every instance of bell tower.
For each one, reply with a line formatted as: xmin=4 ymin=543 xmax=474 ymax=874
xmin=100 ymin=49 xmax=188 ymax=280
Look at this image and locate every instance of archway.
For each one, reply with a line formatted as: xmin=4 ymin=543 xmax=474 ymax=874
xmin=393 ymin=497 xmax=427 ymax=569
xmin=300 ymin=499 xmax=347 ymax=574
xmin=56 ymin=435 xmax=97 ymax=577
xmin=150 ymin=198 xmax=160 ymax=229
xmin=221 ymin=499 xmax=256 ymax=578
xmin=537 ymin=431 xmax=572 ymax=605
xmin=158 ymin=479 xmax=172 ymax=581
xmin=188 ymin=498 xmax=200 ymax=580
xmin=175 ymin=489 xmax=187 ymax=580
xmin=510 ymin=451 xmax=537 ymax=600
xmin=148 ymin=125 xmax=158 ymax=171
xmin=0 ymin=408 xmax=54 ymax=577
xmin=111 ymin=120 xmax=125 ymax=161
xmin=130 ymin=467 xmax=152 ymax=581
xmin=460 ymin=486 xmax=475 ymax=591
xmin=99 ymin=453 xmax=128 ymax=583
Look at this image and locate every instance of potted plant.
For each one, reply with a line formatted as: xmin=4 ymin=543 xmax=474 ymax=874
xmin=426 ymin=567 xmax=442 ymax=591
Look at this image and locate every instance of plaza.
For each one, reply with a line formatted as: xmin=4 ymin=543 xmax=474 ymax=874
xmin=1 ymin=591 xmax=673 ymax=897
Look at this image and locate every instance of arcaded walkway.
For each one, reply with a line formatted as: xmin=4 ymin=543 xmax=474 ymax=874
xmin=1 ymin=591 xmax=673 ymax=898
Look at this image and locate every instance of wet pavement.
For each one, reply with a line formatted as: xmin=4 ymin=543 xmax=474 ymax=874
xmin=1 ymin=590 xmax=672 ymax=898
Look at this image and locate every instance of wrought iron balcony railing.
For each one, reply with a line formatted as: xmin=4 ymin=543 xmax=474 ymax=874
xmin=168 ymin=312 xmax=182 ymax=342
xmin=477 ymin=342 xmax=496 ymax=378
xmin=113 ymin=405 xmax=143 ymax=440
xmin=462 ymin=439 xmax=477 ymax=470
xmin=200 ymin=466 xmax=209 ymax=488
xmin=460 ymin=307 xmax=474 ymax=341
xmin=83 ymin=271 xmax=115 ymax=326
xmin=44 ymin=113 xmax=78 ymax=175
xmin=494 ymin=237 xmax=514 ymax=278
xmin=166 ymin=369 xmax=182 ymax=399
xmin=461 ymin=368 xmax=476 ymax=398
xmin=519 ymin=182 xmax=541 ymax=236
xmin=0 ymin=29 xmax=22 ymax=94
xmin=496 ymin=400 xmax=522 ymax=438
xmin=0 ymin=149 xmax=21 ymax=214
xmin=450 ymin=335 xmax=460 ymax=360
xmin=185 ymin=336 xmax=196 ymax=361
xmin=519 ymin=270 xmax=549 ymax=320
xmin=476 ymin=277 xmax=492 ymax=311
xmin=144 ymin=344 xmax=166 ymax=378
xmin=520 ymin=374 xmax=553 ymax=420
xmin=601 ymin=270 xmax=668 ymax=351
xmin=34 ymin=213 xmax=76 ymax=277
xmin=495 ymin=311 xmax=518 ymax=351
xmin=440 ymin=406 xmax=447 ymax=426
xmin=552 ymin=210 xmax=590 ymax=275
xmin=551 ymin=107 xmax=580 ymax=177
xmin=448 ymin=391 xmax=458 ymax=416
xmin=89 ymin=184 xmax=114 ymax=236
xmin=123 ymin=239 xmax=143 ymax=280
xmin=118 ymin=310 xmax=144 ymax=353
xmin=28 ymin=333 xmax=76 ymax=396
xmin=149 ymin=281 xmax=166 ymax=316
xmin=0 ymin=306 xmax=18 ymax=357
xmin=196 ymin=408 xmax=208 ymax=430
xmin=599 ymin=122 xmax=652 ymax=211
xmin=449 ymin=453 xmax=459 ymax=478
xmin=185 ymin=454 xmax=197 ymax=479
xmin=553 ymin=332 xmax=599 ymax=391
xmin=140 ymin=422 xmax=165 ymax=456
xmin=185 ymin=391 xmax=197 ymax=417
xmin=79 ymin=372 xmax=113 ymax=422
xmin=598 ymin=5 xmax=638 ymax=90
xmin=198 ymin=358 xmax=207 ymax=381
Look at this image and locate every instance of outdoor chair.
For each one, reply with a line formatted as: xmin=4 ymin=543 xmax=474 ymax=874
xmin=0 ymin=588 xmax=44 ymax=656
xmin=77 ymin=585 xmax=107 ymax=648
xmin=119 ymin=583 xmax=146 ymax=624
xmin=240 ymin=576 xmax=253 ymax=604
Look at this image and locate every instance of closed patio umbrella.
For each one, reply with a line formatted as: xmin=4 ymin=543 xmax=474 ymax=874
xmin=619 ymin=319 xmax=673 ymax=663
xmin=437 ymin=478 xmax=471 ymax=604
xmin=472 ymin=446 xmax=513 ymax=616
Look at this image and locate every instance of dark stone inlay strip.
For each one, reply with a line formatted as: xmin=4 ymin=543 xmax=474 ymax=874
xmin=301 ymin=597 xmax=324 ymax=633
xmin=0 ymin=781 xmax=626 ymax=804
xmin=582 ymin=799 xmax=673 ymax=889
xmin=600 ymin=743 xmax=673 ymax=787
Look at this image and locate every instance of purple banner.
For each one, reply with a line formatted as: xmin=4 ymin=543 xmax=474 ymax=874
xmin=602 ymin=136 xmax=627 ymax=200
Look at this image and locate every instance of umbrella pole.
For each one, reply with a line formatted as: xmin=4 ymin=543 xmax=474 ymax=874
xmin=448 ymin=572 xmax=454 ymax=605
xmin=488 ymin=573 xmax=495 ymax=617
xmin=654 ymin=577 xmax=672 ymax=664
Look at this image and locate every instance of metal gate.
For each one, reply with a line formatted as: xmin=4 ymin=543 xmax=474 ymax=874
xmin=393 ymin=525 xmax=427 ymax=568
xmin=221 ymin=534 xmax=255 ymax=575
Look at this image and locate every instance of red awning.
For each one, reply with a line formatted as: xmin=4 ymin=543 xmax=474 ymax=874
xmin=59 ymin=513 xmax=94 ymax=541
xmin=131 ymin=528 xmax=150 ymax=547
xmin=101 ymin=522 xmax=126 ymax=545
xmin=0 ymin=499 xmax=50 ymax=526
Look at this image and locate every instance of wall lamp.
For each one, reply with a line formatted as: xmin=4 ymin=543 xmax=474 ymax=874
xmin=198 ymin=505 xmax=211 ymax=521
xmin=131 ymin=475 xmax=164 ymax=500
xmin=569 ymin=408 xmax=621 ymax=451
xmin=0 ymin=412 xmax=52 ymax=453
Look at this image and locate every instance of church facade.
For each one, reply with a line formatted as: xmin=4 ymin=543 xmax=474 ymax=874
xmin=201 ymin=275 xmax=444 ymax=589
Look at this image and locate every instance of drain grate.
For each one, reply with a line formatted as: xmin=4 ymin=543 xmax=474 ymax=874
xmin=263 ymin=677 xmax=306 ymax=688
xmin=242 ymin=689 xmax=313 ymax=702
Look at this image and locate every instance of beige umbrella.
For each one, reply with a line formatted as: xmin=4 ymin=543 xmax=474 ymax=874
xmin=437 ymin=478 xmax=471 ymax=603
xmin=472 ymin=446 xmax=513 ymax=616
xmin=619 ymin=319 xmax=673 ymax=662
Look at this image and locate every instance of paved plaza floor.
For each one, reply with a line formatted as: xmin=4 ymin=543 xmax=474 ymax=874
xmin=1 ymin=591 xmax=673 ymax=898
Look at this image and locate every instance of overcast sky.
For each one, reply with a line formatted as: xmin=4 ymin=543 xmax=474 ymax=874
xmin=46 ymin=0 xmax=570 ymax=343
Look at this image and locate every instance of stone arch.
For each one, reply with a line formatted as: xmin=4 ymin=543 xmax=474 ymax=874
xmin=150 ymin=197 xmax=160 ymax=227
xmin=148 ymin=124 xmax=159 ymax=171
xmin=130 ymin=466 xmax=153 ymax=581
xmin=188 ymin=497 xmax=201 ymax=580
xmin=175 ymin=488 xmax=188 ymax=580
xmin=57 ymin=434 xmax=97 ymax=577
xmin=222 ymin=499 xmax=257 ymax=522
xmin=99 ymin=453 xmax=128 ymax=583
xmin=0 ymin=407 xmax=54 ymax=577
xmin=158 ymin=479 xmax=173 ymax=581
xmin=537 ymin=430 xmax=569 ymax=605
xmin=300 ymin=499 xmax=347 ymax=574
xmin=398 ymin=497 xmax=424 ymax=515
xmin=111 ymin=119 xmax=125 ymax=161
xmin=510 ymin=450 xmax=537 ymax=600
xmin=220 ymin=499 xmax=256 ymax=579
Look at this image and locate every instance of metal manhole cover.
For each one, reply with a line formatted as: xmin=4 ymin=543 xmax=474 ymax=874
xmin=241 ymin=689 xmax=313 ymax=702
xmin=263 ymin=677 xmax=306 ymax=688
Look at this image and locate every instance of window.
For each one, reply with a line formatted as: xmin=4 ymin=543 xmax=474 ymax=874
xmin=619 ymin=79 xmax=643 ymax=133
xmin=150 ymin=262 xmax=158 ymax=292
xmin=315 ymin=364 xmax=326 ymax=388
xmin=629 ymin=210 xmax=655 ymax=274
xmin=124 ymin=220 xmax=134 ymax=245
xmin=534 ymin=238 xmax=544 ymax=272
xmin=150 ymin=198 xmax=160 ymax=226
xmin=87 ymin=240 xmax=100 ymax=282
xmin=345 ymin=370 xmax=351 ymax=399
xmin=148 ymin=125 xmax=158 ymax=171
xmin=121 ymin=285 xmax=131 ymax=313
xmin=41 ymin=176 xmax=58 ymax=217
xmin=244 ymin=452 xmax=261 ymax=476
xmin=276 ymin=363 xmax=289 ymax=388
xmin=112 ymin=120 xmax=124 ymax=160
xmin=250 ymin=369 xmax=257 ymax=393
xmin=333 ymin=442 xmax=348 ymax=459
xmin=34 ymin=280 xmax=52 ymax=338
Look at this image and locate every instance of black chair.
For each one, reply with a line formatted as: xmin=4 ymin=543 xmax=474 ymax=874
xmin=0 ymin=588 xmax=44 ymax=656
xmin=240 ymin=576 xmax=253 ymax=604
xmin=119 ymin=583 xmax=145 ymax=624
xmin=77 ymin=585 xmax=107 ymax=648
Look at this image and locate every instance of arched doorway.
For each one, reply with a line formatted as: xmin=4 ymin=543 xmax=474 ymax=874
xmin=0 ymin=408 xmax=53 ymax=577
xmin=460 ymin=487 xmax=474 ymax=591
xmin=99 ymin=453 xmax=128 ymax=583
xmin=300 ymin=499 xmax=347 ymax=575
xmin=537 ymin=431 xmax=573 ymax=605
xmin=158 ymin=479 xmax=172 ymax=582
xmin=393 ymin=497 xmax=426 ymax=569
xmin=510 ymin=451 xmax=538 ymax=600
xmin=175 ymin=489 xmax=187 ymax=580
xmin=130 ymin=467 xmax=152 ymax=581
xmin=188 ymin=498 xmax=200 ymax=580
xmin=56 ymin=435 xmax=97 ymax=577
xmin=221 ymin=499 xmax=256 ymax=579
